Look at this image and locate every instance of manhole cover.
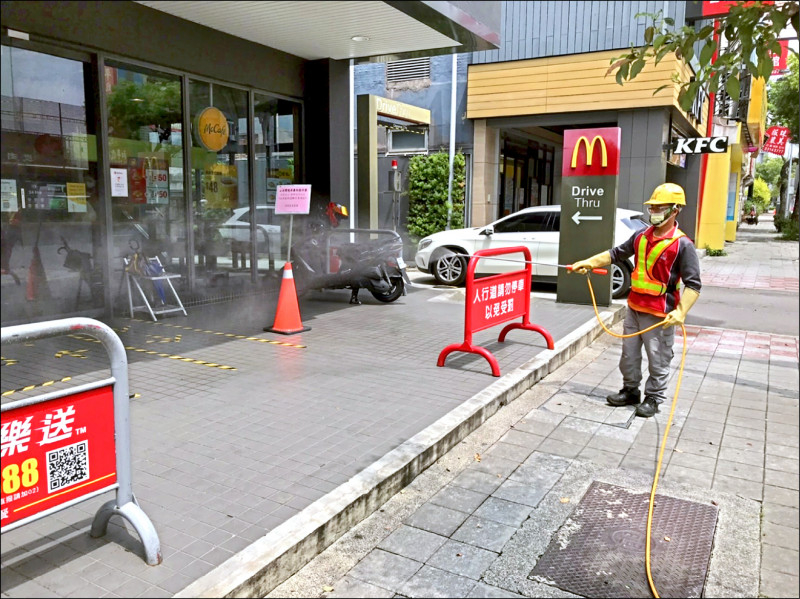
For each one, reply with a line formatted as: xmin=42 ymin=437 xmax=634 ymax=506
xmin=530 ymin=481 xmax=717 ymax=598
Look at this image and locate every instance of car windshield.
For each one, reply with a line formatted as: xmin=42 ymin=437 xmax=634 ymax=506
xmin=622 ymin=214 xmax=648 ymax=231
xmin=493 ymin=211 xmax=556 ymax=233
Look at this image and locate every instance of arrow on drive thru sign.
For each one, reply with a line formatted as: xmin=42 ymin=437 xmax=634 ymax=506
xmin=572 ymin=211 xmax=603 ymax=225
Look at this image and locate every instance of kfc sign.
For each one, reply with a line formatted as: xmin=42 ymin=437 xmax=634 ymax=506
xmin=672 ymin=136 xmax=729 ymax=154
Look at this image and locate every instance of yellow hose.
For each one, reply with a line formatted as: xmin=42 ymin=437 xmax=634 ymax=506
xmin=584 ymin=274 xmax=688 ymax=599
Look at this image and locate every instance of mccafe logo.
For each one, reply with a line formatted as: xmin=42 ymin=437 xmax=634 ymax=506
xmin=196 ymin=107 xmax=229 ymax=152
xmin=571 ymin=136 xmax=608 ymax=169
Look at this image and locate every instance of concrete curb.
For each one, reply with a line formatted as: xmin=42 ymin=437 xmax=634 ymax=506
xmin=176 ymin=304 xmax=626 ymax=599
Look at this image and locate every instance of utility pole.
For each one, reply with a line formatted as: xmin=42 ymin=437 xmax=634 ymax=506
xmin=446 ymin=53 xmax=457 ymax=230
xmin=786 ymin=142 xmax=798 ymax=218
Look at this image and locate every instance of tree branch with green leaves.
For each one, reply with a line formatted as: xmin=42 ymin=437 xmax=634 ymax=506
xmin=607 ymin=1 xmax=799 ymax=112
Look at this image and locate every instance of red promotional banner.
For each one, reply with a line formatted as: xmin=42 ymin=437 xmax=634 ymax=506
xmin=562 ymin=127 xmax=621 ymax=177
xmin=469 ymin=270 xmax=529 ymax=333
xmin=1 ymin=386 xmax=117 ymax=528
xmin=763 ymin=126 xmax=790 ymax=155
xmin=685 ymin=1 xmax=774 ymax=22
xmin=770 ymin=40 xmax=789 ymax=76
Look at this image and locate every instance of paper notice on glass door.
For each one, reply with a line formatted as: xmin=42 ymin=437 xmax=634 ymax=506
xmin=66 ymin=182 xmax=88 ymax=213
xmin=110 ymin=168 xmax=128 ymax=197
xmin=1 ymin=179 xmax=19 ymax=212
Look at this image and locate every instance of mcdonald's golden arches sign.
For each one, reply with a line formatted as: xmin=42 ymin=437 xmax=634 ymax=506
xmin=562 ymin=127 xmax=621 ymax=177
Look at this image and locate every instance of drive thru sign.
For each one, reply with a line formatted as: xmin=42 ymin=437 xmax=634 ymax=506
xmin=557 ymin=127 xmax=621 ymax=307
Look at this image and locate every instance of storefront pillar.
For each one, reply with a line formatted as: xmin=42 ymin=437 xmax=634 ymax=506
xmin=470 ymin=119 xmax=499 ymax=226
xmin=725 ymin=143 xmax=744 ymax=242
xmin=696 ymin=150 xmax=731 ymax=250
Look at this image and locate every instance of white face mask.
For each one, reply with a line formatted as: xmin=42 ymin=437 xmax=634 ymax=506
xmin=648 ymin=205 xmax=674 ymax=226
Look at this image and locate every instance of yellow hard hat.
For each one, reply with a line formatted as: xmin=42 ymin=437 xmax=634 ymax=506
xmin=645 ymin=183 xmax=686 ymax=206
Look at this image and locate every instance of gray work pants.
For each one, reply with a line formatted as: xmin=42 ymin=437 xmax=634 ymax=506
xmin=619 ymin=309 xmax=675 ymax=404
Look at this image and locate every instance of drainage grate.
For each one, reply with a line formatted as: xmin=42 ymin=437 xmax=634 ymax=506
xmin=530 ymin=481 xmax=717 ymax=598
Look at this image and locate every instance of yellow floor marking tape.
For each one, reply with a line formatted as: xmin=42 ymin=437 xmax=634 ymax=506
xmin=123 ymin=346 xmax=237 ymax=370
xmin=65 ymin=333 xmax=235 ymax=370
xmin=2 ymin=376 xmax=73 ymax=397
xmin=125 ymin=319 xmax=306 ymax=348
xmin=54 ymin=349 xmax=88 ymax=359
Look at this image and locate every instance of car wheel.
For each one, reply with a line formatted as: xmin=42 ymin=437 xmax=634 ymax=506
xmin=432 ymin=252 xmax=467 ymax=286
xmin=611 ymin=262 xmax=631 ymax=299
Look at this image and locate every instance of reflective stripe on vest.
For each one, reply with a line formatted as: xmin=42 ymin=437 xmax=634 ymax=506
xmin=630 ymin=230 xmax=685 ymax=296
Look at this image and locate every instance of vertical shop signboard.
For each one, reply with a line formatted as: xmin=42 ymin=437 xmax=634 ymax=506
xmin=556 ymin=127 xmax=621 ymax=306
xmin=1 ymin=386 xmax=118 ymax=529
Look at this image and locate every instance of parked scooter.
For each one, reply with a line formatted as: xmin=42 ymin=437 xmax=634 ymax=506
xmin=291 ymin=202 xmax=410 ymax=304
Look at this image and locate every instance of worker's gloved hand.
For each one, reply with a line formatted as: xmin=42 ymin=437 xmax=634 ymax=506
xmin=570 ymin=251 xmax=611 ymax=274
xmin=663 ymin=288 xmax=700 ymax=328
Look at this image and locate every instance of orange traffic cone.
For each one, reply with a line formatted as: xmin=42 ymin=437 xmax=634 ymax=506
xmin=263 ymin=263 xmax=311 ymax=334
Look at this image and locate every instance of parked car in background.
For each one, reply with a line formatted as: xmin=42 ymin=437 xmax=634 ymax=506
xmin=414 ymin=205 xmax=648 ymax=299
xmin=217 ymin=206 xmax=282 ymax=257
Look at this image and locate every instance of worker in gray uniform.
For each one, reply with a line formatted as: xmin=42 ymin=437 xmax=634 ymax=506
xmin=571 ymin=183 xmax=702 ymax=417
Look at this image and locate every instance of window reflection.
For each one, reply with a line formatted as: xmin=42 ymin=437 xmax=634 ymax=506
xmin=104 ymin=62 xmax=185 ymax=311
xmin=253 ymin=93 xmax=300 ymax=274
xmin=189 ymin=81 xmax=250 ymax=294
xmin=1 ymin=45 xmax=101 ymax=324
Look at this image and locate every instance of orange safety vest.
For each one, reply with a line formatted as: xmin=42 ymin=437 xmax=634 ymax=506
xmin=628 ymin=228 xmax=685 ymax=316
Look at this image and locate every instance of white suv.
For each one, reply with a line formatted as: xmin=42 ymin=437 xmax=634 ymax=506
xmin=414 ymin=205 xmax=647 ymax=299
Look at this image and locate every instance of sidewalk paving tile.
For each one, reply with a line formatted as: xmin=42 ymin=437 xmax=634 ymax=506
xmin=472 ymin=497 xmax=532 ymax=528
xmin=399 ymin=565 xmax=478 ymax=598
xmin=430 ymin=486 xmax=490 ymax=514
xmin=378 ymin=526 xmax=449 ymax=563
xmin=348 ymin=550 xmax=422 ymax=590
xmin=405 ymin=504 xmax=471 ymax=537
xmin=426 ymin=540 xmax=498 ymax=580
xmin=450 ymin=515 xmax=517 ymax=553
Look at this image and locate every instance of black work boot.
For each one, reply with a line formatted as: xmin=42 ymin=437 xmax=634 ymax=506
xmin=635 ymin=396 xmax=659 ymax=418
xmin=606 ymin=386 xmax=641 ymax=407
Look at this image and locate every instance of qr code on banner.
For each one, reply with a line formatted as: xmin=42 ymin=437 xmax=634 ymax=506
xmin=46 ymin=441 xmax=90 ymax=493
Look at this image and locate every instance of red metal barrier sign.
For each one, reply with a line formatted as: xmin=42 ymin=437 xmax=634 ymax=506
xmin=1 ymin=385 xmax=117 ymax=528
xmin=470 ymin=271 xmax=529 ymax=332
xmin=438 ymin=247 xmax=554 ymax=377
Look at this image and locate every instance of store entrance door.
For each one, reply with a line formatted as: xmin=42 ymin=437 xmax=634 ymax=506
xmin=498 ymin=138 xmax=555 ymax=219
xmin=1 ymin=44 xmax=102 ymax=325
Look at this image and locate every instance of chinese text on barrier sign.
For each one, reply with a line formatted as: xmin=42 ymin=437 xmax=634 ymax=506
xmin=1 ymin=386 xmax=117 ymax=528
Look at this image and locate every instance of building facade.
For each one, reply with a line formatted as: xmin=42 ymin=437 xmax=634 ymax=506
xmin=354 ymin=0 xmax=767 ymax=256
xmin=0 ymin=0 xmax=500 ymax=326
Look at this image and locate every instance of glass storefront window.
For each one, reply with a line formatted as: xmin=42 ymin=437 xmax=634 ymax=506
xmin=253 ymin=93 xmax=301 ymax=273
xmin=3 ymin=45 xmax=303 ymax=321
xmin=104 ymin=61 xmax=185 ymax=308
xmin=188 ymin=80 xmax=250 ymax=296
xmin=1 ymin=45 xmax=101 ymax=325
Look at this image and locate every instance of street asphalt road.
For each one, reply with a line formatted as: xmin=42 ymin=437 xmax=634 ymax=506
xmin=687 ymin=285 xmax=799 ymax=336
